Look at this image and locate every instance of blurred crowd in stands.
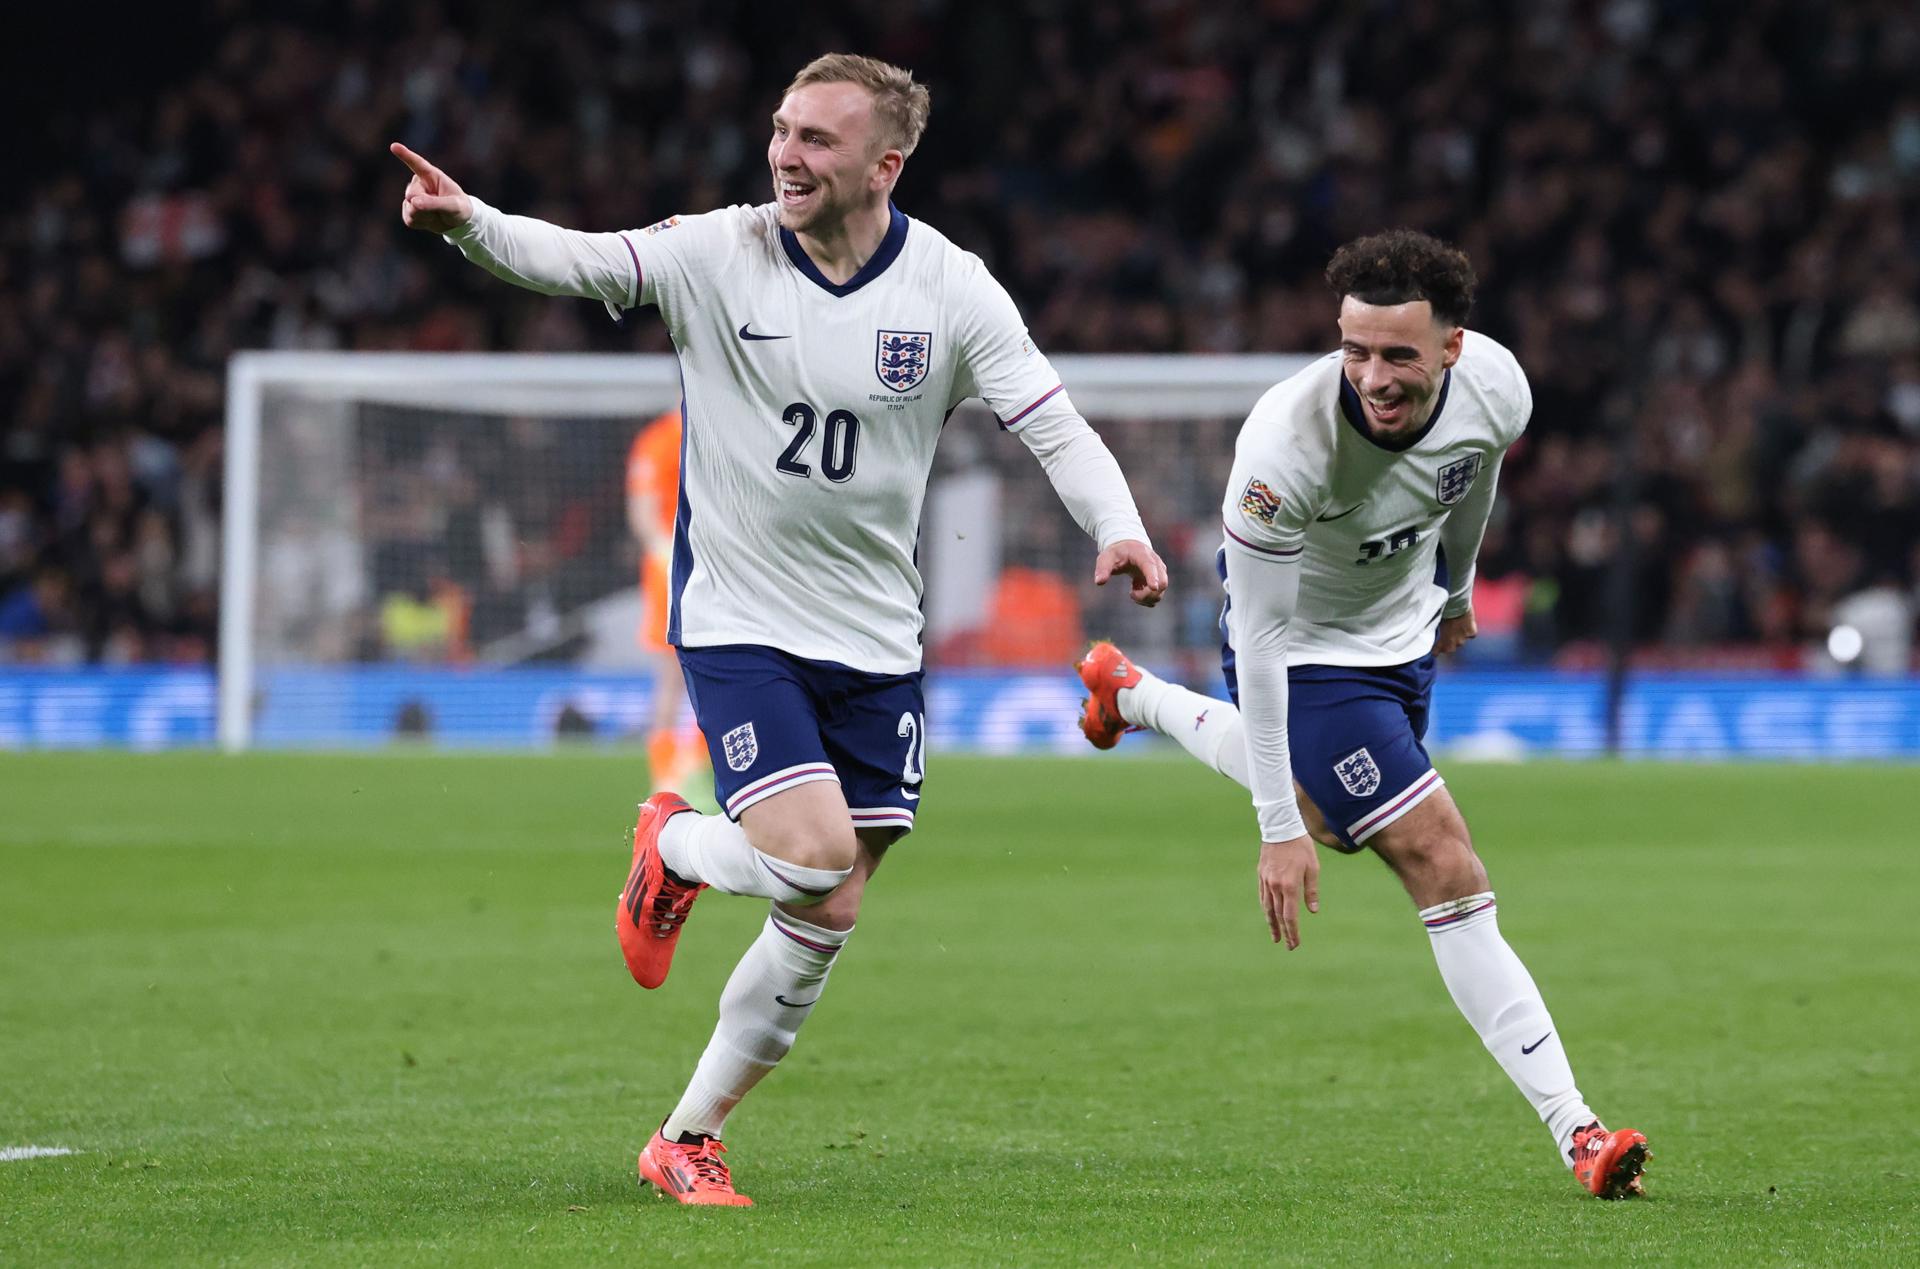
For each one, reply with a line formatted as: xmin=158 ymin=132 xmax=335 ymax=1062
xmin=2 ymin=0 xmax=1917 ymax=669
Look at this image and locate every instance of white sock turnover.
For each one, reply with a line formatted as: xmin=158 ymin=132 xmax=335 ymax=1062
xmin=1421 ymin=892 xmax=1597 ymax=1162
xmin=662 ymin=908 xmax=852 ymax=1140
xmin=658 ymin=810 xmax=850 ymax=905
xmin=1117 ymin=670 xmax=1249 ymax=786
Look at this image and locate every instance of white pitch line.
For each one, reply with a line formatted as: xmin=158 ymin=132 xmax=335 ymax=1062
xmin=1 ymin=1146 xmax=77 ymax=1162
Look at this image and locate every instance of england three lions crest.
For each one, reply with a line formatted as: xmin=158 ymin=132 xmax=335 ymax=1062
xmin=1436 ymin=453 xmax=1483 ymax=506
xmin=721 ymin=722 xmax=759 ymax=773
xmin=876 ymin=329 xmax=931 ymax=393
xmin=1334 ymin=747 xmax=1381 ymax=797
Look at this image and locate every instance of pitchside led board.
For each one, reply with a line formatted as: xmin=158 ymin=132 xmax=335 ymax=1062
xmin=13 ymin=352 xmax=1914 ymax=757
xmin=7 ymin=662 xmax=1920 ymax=759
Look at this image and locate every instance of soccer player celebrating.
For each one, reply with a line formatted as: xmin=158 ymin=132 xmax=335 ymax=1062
xmin=394 ymin=54 xmax=1166 ymax=1206
xmin=1076 ymin=231 xmax=1648 ymax=1199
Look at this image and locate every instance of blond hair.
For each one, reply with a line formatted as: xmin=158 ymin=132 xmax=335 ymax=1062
xmin=785 ymin=53 xmax=931 ymax=158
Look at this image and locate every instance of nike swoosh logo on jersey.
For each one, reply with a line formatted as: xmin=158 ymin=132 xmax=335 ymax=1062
xmin=775 ymin=994 xmax=819 ymax=1007
xmin=1316 ymin=505 xmax=1362 ymax=522
xmin=737 ymin=323 xmax=791 ymax=341
xmin=901 ymin=786 xmax=921 ymax=801
xmin=1521 ymin=1032 xmax=1553 ymax=1055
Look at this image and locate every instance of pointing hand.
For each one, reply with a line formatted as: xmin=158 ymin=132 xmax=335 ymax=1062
xmin=391 ymin=142 xmax=473 ymax=234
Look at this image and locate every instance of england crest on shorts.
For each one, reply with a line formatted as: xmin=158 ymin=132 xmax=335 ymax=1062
xmin=876 ymin=329 xmax=932 ymax=393
xmin=1436 ymin=453 xmax=1482 ymax=506
xmin=722 ymin=722 xmax=759 ymax=773
xmin=1334 ymin=747 xmax=1382 ymax=797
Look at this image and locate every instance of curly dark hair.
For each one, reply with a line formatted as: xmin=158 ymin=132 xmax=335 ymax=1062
xmin=1325 ymin=230 xmax=1477 ymax=327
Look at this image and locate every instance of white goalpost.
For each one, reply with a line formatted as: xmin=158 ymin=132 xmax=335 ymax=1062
xmin=219 ymin=351 xmax=1313 ymax=751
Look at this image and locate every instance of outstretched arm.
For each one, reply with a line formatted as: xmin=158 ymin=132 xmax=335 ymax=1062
xmin=390 ymin=142 xmax=638 ymax=309
xmin=392 ymin=143 xmax=474 ymax=233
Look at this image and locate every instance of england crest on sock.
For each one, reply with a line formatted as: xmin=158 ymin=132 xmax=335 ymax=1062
xmin=1334 ymin=747 xmax=1381 ymax=797
xmin=722 ymin=723 xmax=759 ymax=772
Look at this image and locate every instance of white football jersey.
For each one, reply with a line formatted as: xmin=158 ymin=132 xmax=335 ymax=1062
xmin=1222 ymin=333 xmax=1531 ymax=666
xmin=618 ymin=203 xmax=1070 ymax=674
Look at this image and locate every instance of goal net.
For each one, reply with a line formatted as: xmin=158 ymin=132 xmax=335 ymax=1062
xmin=220 ymin=351 xmax=1311 ymax=750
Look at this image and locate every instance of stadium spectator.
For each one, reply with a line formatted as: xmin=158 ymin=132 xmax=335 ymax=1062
xmin=0 ymin=568 xmax=80 ymax=663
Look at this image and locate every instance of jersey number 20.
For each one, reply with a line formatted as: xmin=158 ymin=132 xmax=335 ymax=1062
xmin=776 ymin=402 xmax=860 ymax=483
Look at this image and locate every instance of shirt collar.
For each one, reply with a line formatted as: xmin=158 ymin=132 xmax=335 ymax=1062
xmin=779 ymin=203 xmax=909 ymax=297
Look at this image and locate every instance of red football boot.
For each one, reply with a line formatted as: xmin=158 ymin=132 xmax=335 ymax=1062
xmin=1569 ymin=1121 xmax=1649 ymax=1199
xmin=637 ymin=1128 xmax=753 ymax=1207
xmin=1075 ymin=640 xmax=1143 ymax=750
xmin=616 ymin=792 xmax=702 ymax=989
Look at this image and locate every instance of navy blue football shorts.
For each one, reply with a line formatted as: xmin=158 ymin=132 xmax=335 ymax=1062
xmin=676 ymin=643 xmax=926 ymax=836
xmin=1221 ymin=635 xmax=1445 ymax=855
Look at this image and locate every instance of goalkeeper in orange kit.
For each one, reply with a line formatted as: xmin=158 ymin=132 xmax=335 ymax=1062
xmin=627 ymin=408 xmax=706 ymax=791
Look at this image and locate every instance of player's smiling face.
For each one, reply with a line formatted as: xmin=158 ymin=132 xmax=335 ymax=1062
xmin=1336 ymin=297 xmax=1464 ymax=440
xmin=768 ymin=82 xmax=894 ymax=235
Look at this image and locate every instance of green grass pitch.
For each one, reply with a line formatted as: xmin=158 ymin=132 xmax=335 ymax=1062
xmin=2 ymin=751 xmax=1915 ymax=1265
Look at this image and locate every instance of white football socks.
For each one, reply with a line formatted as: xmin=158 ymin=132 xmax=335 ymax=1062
xmin=1421 ymin=893 xmax=1596 ymax=1162
xmin=1117 ymin=671 xmax=1249 ymax=786
xmin=1121 ymin=672 xmax=1598 ymax=1160
xmin=658 ymin=810 xmax=850 ymax=906
xmin=662 ymin=908 xmax=852 ymax=1140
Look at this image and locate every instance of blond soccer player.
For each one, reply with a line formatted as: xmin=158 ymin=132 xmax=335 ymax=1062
xmin=395 ymin=54 xmax=1166 ymax=1205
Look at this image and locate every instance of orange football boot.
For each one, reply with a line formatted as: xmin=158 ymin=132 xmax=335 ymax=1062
xmin=616 ymin=792 xmax=703 ymax=989
xmin=637 ymin=1128 xmax=753 ymax=1207
xmin=1075 ymin=640 xmax=1142 ymax=750
xmin=1568 ymin=1121 xmax=1649 ymax=1199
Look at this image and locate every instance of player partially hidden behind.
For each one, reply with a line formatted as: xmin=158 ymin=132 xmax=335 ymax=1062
xmin=393 ymin=54 xmax=1166 ymax=1205
xmin=1077 ymin=231 xmax=1649 ymax=1199
xmin=626 ymin=408 xmax=706 ymax=794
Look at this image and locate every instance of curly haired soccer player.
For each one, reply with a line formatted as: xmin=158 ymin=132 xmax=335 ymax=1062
xmin=394 ymin=54 xmax=1167 ymax=1206
xmin=1076 ymin=230 xmax=1649 ymax=1199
